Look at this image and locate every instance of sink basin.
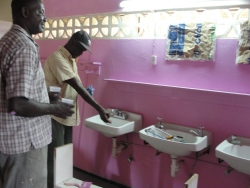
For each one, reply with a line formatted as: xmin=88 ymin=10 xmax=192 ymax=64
xmin=139 ymin=123 xmax=212 ymax=157
xmin=215 ymin=135 xmax=250 ymax=175
xmin=85 ymin=109 xmax=142 ymax=137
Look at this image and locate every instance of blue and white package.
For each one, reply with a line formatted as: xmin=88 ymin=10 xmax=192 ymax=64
xmin=166 ymin=22 xmax=216 ymax=61
xmin=236 ymin=21 xmax=250 ymax=64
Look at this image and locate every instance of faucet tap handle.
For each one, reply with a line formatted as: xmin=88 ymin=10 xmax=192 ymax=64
xmin=231 ymin=134 xmax=241 ymax=145
xmin=111 ymin=109 xmax=122 ymax=116
xmin=198 ymin=126 xmax=204 ymax=137
xmin=118 ymin=110 xmax=122 ymax=116
xmin=111 ymin=109 xmax=117 ymax=115
xmin=232 ymin=134 xmax=237 ymax=140
xmin=157 ymin=117 xmax=163 ymax=124
xmin=157 ymin=117 xmax=163 ymax=129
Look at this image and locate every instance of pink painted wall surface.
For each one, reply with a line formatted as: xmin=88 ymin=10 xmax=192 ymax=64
xmin=39 ymin=1 xmax=250 ymax=187
xmin=42 ymin=0 xmax=123 ymax=18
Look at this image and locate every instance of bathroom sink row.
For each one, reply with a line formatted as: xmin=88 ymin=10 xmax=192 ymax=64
xmin=85 ymin=108 xmax=250 ymax=176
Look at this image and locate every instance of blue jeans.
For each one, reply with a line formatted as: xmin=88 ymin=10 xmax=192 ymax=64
xmin=47 ymin=119 xmax=72 ymax=188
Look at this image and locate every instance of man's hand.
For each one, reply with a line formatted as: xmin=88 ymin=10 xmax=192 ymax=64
xmin=98 ymin=109 xmax=111 ymax=123
xmin=64 ymin=77 xmax=111 ymax=122
xmin=7 ymin=97 xmax=74 ymax=118
xmin=52 ymin=103 xmax=75 ymax=119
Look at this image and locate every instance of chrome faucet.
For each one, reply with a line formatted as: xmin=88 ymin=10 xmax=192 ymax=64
xmin=198 ymin=126 xmax=204 ymax=137
xmin=157 ymin=117 xmax=163 ymax=129
xmin=111 ymin=109 xmax=121 ymax=115
xmin=190 ymin=130 xmax=199 ymax=136
xmin=190 ymin=126 xmax=204 ymax=137
xmin=231 ymin=135 xmax=241 ymax=145
xmin=111 ymin=109 xmax=127 ymax=119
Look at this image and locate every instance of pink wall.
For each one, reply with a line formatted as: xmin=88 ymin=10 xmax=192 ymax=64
xmin=39 ymin=1 xmax=250 ymax=187
xmin=42 ymin=0 xmax=123 ymax=18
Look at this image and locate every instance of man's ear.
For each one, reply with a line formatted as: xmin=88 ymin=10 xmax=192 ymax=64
xmin=21 ymin=7 xmax=30 ymax=19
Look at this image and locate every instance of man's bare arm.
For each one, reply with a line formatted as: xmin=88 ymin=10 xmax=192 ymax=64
xmin=8 ymin=97 xmax=74 ymax=119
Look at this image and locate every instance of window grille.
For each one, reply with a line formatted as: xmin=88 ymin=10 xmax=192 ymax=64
xmin=34 ymin=9 xmax=249 ymax=40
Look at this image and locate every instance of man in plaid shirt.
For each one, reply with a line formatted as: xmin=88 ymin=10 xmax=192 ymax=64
xmin=0 ymin=0 xmax=74 ymax=187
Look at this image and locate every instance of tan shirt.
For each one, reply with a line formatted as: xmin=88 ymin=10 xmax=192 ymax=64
xmin=44 ymin=46 xmax=80 ymax=126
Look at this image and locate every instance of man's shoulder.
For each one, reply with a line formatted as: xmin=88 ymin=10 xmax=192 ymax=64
xmin=47 ymin=51 xmax=65 ymax=64
xmin=1 ymin=28 xmax=34 ymax=50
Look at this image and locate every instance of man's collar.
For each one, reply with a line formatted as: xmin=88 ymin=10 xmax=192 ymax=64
xmin=59 ymin=46 xmax=73 ymax=60
xmin=12 ymin=24 xmax=38 ymax=46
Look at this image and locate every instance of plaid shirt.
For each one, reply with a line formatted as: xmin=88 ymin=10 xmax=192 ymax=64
xmin=0 ymin=24 xmax=51 ymax=154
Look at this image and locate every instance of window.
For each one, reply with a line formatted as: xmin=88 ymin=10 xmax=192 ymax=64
xmin=34 ymin=8 xmax=249 ymax=40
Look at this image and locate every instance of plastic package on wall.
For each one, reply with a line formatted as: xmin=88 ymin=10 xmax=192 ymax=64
xmin=236 ymin=21 xmax=250 ymax=64
xmin=166 ymin=22 xmax=216 ymax=61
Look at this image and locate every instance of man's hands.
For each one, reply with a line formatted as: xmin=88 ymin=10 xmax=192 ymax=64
xmin=47 ymin=91 xmax=74 ymax=119
xmin=98 ymin=108 xmax=111 ymax=123
xmin=7 ymin=97 xmax=75 ymax=118
xmin=52 ymin=103 xmax=74 ymax=119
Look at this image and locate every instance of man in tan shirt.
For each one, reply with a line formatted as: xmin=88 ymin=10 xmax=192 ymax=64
xmin=43 ymin=30 xmax=110 ymax=188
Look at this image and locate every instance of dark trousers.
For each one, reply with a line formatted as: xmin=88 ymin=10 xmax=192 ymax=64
xmin=0 ymin=146 xmax=47 ymax=188
xmin=47 ymin=119 xmax=72 ymax=188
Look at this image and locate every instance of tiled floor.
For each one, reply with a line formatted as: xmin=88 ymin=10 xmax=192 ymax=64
xmin=73 ymin=167 xmax=130 ymax=188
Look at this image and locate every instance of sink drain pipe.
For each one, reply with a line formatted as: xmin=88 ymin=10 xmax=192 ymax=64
xmin=112 ymin=138 xmax=128 ymax=158
xmin=170 ymin=155 xmax=183 ymax=177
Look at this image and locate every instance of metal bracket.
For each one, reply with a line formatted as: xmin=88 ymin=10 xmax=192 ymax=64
xmin=218 ymin=158 xmax=224 ymax=163
xmin=143 ymin=140 xmax=149 ymax=145
xmin=155 ymin=150 xmax=162 ymax=156
xmin=196 ymin=145 xmax=210 ymax=158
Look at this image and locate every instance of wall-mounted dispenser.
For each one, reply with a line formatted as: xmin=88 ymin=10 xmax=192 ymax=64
xmin=77 ymin=62 xmax=101 ymax=75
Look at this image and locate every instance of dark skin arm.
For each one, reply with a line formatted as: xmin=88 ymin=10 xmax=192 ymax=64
xmin=8 ymin=97 xmax=74 ymax=119
xmin=64 ymin=77 xmax=111 ymax=123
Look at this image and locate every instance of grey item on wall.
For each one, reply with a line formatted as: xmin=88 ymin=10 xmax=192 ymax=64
xmin=0 ymin=0 xmax=11 ymax=22
xmin=0 ymin=21 xmax=12 ymax=39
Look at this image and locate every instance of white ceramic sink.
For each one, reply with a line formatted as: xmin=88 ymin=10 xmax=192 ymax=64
xmin=85 ymin=109 xmax=142 ymax=137
xmin=139 ymin=123 xmax=212 ymax=157
xmin=215 ymin=135 xmax=250 ymax=175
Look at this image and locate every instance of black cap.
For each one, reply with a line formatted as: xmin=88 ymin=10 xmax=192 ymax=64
xmin=72 ymin=30 xmax=92 ymax=54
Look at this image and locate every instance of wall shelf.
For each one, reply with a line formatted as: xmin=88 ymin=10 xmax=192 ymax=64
xmin=104 ymin=78 xmax=250 ymax=108
xmin=104 ymin=78 xmax=250 ymax=96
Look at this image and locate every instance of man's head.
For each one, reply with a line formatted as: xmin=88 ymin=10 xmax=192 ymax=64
xmin=11 ymin=0 xmax=46 ymax=36
xmin=65 ymin=30 xmax=92 ymax=58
